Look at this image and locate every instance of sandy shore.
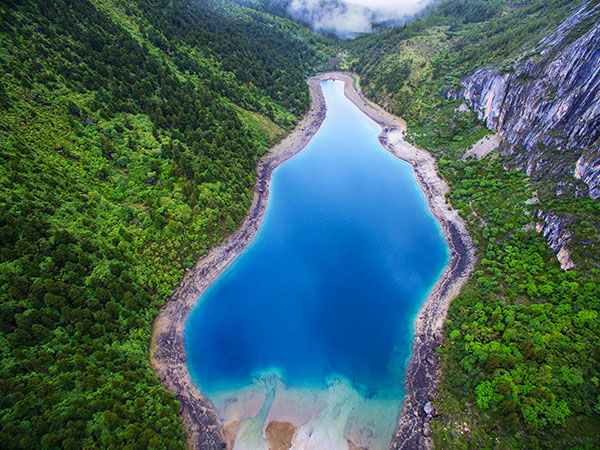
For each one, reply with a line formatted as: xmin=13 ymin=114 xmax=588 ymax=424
xmin=151 ymin=72 xmax=475 ymax=450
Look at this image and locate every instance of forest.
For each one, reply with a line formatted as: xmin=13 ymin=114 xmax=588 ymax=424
xmin=1 ymin=0 xmax=599 ymax=448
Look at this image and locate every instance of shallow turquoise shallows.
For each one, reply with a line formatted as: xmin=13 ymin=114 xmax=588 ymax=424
xmin=185 ymin=80 xmax=449 ymax=447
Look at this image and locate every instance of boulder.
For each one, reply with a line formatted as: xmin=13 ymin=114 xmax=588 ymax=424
xmin=423 ymin=422 xmax=431 ymax=437
xmin=423 ymin=401 xmax=435 ymax=416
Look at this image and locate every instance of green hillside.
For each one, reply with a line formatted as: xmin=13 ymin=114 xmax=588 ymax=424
xmin=0 ymin=0 xmax=334 ymax=447
xmin=349 ymin=0 xmax=582 ymax=116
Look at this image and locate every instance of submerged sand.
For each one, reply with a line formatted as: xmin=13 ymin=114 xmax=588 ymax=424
xmin=150 ymin=72 xmax=475 ymax=449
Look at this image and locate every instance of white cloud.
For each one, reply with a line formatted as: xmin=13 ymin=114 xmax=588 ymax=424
xmin=288 ymin=0 xmax=434 ymax=38
xmin=349 ymin=0 xmax=429 ymax=12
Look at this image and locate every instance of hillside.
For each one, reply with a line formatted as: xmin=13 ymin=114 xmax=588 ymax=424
xmin=0 ymin=0 xmax=335 ymax=447
xmin=348 ymin=0 xmax=600 ymax=448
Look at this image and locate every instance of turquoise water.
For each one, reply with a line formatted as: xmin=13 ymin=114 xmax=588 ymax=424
xmin=185 ymin=80 xmax=448 ymax=447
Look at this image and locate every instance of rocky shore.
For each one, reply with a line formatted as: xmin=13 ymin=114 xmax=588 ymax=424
xmin=150 ymin=72 xmax=476 ymax=449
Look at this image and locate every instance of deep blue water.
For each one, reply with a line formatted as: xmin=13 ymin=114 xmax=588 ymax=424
xmin=185 ymin=80 xmax=448 ymax=399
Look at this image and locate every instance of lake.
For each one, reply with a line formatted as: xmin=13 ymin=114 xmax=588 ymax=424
xmin=185 ymin=80 xmax=449 ymax=449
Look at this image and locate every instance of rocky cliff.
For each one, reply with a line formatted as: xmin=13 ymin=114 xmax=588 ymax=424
xmin=455 ymin=1 xmax=600 ymax=268
xmin=459 ymin=1 xmax=600 ymax=199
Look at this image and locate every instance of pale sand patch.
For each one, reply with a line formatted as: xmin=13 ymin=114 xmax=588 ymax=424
xmin=211 ymin=377 xmax=399 ymax=449
xmin=265 ymin=422 xmax=296 ymax=450
xmin=224 ymin=420 xmax=241 ymax=449
xmin=462 ymin=133 xmax=502 ymax=161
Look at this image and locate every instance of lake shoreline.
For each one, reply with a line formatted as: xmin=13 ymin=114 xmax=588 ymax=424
xmin=150 ymin=76 xmax=327 ymax=449
xmin=325 ymin=72 xmax=476 ymax=449
xmin=150 ymin=72 xmax=475 ymax=449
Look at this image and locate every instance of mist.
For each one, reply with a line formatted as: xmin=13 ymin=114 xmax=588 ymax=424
xmin=287 ymin=0 xmax=435 ymax=38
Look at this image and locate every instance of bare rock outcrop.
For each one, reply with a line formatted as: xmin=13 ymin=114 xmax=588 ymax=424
xmin=453 ymin=2 xmax=600 ymax=264
xmin=535 ymin=211 xmax=576 ymax=270
xmin=459 ymin=2 xmax=600 ymax=199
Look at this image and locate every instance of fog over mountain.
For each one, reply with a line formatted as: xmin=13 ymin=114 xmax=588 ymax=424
xmin=287 ymin=0 xmax=435 ymax=37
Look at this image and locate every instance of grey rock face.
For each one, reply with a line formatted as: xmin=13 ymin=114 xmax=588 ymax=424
xmin=460 ymin=3 xmax=600 ymax=199
xmin=575 ymin=151 xmax=600 ymax=199
xmin=536 ymin=211 xmax=576 ymax=270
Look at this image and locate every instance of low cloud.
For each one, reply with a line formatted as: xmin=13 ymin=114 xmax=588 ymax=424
xmin=287 ymin=0 xmax=434 ymax=38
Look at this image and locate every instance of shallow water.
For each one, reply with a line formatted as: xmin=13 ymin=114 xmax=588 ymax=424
xmin=185 ymin=80 xmax=449 ymax=448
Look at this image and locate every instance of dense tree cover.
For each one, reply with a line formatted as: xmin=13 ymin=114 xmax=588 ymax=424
xmin=232 ymin=0 xmax=292 ymax=17
xmin=129 ymin=0 xmax=327 ymax=116
xmin=434 ymin=146 xmax=600 ymax=448
xmin=0 ymin=0 xmax=331 ymax=447
xmin=347 ymin=0 xmax=600 ymax=448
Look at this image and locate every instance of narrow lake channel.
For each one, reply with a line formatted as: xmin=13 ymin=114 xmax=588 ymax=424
xmin=185 ymin=80 xmax=449 ymax=449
